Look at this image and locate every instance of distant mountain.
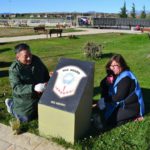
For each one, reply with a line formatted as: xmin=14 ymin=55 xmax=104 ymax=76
xmin=0 ymin=12 xmax=12 ymax=14
xmin=128 ymin=10 xmax=150 ymax=15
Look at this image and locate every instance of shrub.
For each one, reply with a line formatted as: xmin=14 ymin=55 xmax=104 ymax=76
xmin=68 ymin=34 xmax=78 ymax=39
xmin=83 ymin=42 xmax=103 ymax=59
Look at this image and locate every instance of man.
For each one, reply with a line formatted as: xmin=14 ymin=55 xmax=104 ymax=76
xmin=5 ymin=43 xmax=49 ymax=122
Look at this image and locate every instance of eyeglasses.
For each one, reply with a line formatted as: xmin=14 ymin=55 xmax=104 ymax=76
xmin=110 ymin=65 xmax=120 ymax=68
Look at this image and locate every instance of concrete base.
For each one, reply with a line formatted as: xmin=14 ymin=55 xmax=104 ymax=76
xmin=38 ymin=104 xmax=74 ymax=143
xmin=38 ymin=102 xmax=91 ymax=144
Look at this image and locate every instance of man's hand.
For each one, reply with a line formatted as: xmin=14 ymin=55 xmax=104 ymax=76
xmin=49 ymin=71 xmax=53 ymax=77
xmin=34 ymin=83 xmax=47 ymax=93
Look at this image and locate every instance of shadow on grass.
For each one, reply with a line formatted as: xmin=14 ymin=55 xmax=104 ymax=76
xmin=41 ymin=52 xmax=79 ymax=60
xmin=101 ymin=53 xmax=115 ymax=59
xmin=20 ymin=120 xmax=38 ymax=134
xmin=142 ymin=88 xmax=150 ymax=115
xmin=0 ymin=61 xmax=12 ymax=68
xmin=0 ymin=48 xmax=12 ymax=54
xmin=0 ymin=42 xmax=11 ymax=45
xmin=93 ymin=86 xmax=100 ymax=98
xmin=0 ymin=43 xmax=7 ymax=45
xmin=0 ymin=70 xmax=8 ymax=78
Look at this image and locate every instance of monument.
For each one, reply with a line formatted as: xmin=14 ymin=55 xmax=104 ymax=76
xmin=38 ymin=58 xmax=94 ymax=143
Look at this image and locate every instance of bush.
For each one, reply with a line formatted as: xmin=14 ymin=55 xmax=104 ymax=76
xmin=83 ymin=42 xmax=103 ymax=59
xmin=68 ymin=34 xmax=78 ymax=39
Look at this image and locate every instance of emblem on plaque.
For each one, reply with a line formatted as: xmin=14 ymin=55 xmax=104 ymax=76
xmin=53 ymin=65 xmax=87 ymax=98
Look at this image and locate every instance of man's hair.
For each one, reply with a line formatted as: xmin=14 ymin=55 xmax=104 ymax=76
xmin=14 ymin=43 xmax=30 ymax=54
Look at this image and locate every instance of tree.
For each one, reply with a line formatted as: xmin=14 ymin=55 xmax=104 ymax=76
xmin=131 ymin=3 xmax=136 ymax=18
xmin=120 ymin=2 xmax=128 ymax=18
xmin=141 ymin=6 xmax=146 ymax=19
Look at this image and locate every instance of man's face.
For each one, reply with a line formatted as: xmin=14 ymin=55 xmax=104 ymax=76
xmin=16 ymin=50 xmax=32 ymax=65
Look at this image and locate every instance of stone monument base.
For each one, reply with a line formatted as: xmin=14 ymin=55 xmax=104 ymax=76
xmin=38 ymin=103 xmax=91 ymax=143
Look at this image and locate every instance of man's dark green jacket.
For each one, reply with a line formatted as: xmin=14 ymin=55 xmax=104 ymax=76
xmin=9 ymin=55 xmax=49 ymax=119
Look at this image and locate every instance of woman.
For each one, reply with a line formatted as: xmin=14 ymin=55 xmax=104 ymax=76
xmin=100 ymin=54 xmax=145 ymax=126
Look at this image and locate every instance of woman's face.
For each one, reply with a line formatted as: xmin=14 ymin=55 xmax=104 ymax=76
xmin=110 ymin=60 xmax=122 ymax=75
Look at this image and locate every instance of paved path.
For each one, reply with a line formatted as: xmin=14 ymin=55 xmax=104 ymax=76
xmin=0 ymin=123 xmax=70 ymax=150
xmin=0 ymin=28 xmax=142 ymax=43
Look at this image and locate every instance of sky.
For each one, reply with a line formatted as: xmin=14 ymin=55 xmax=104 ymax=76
xmin=0 ymin=0 xmax=150 ymax=14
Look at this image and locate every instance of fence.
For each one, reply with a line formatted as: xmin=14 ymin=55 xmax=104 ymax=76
xmin=0 ymin=19 xmax=72 ymax=27
xmin=93 ymin=18 xmax=150 ymax=28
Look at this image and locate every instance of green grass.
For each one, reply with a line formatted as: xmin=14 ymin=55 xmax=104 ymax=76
xmin=0 ymin=27 xmax=82 ymax=37
xmin=0 ymin=33 xmax=150 ymax=150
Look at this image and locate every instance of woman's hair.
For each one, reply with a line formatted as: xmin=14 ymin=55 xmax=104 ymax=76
xmin=106 ymin=54 xmax=130 ymax=72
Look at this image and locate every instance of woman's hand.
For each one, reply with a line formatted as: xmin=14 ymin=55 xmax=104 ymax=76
xmin=134 ymin=116 xmax=144 ymax=122
xmin=106 ymin=75 xmax=114 ymax=84
xmin=98 ymin=98 xmax=106 ymax=110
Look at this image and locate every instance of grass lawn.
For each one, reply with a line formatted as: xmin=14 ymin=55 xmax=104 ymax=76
xmin=0 ymin=33 xmax=150 ymax=150
xmin=0 ymin=27 xmax=82 ymax=37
